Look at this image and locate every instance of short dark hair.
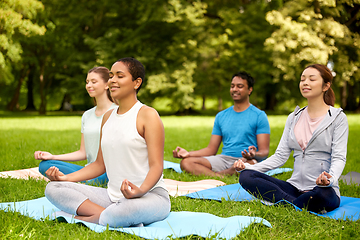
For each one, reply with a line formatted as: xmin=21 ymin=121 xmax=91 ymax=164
xmin=232 ymin=71 xmax=255 ymax=89
xmin=116 ymin=57 xmax=145 ymax=93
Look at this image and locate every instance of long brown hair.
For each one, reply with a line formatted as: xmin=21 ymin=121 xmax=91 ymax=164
xmin=304 ymin=64 xmax=335 ymax=106
xmin=88 ymin=66 xmax=113 ymax=104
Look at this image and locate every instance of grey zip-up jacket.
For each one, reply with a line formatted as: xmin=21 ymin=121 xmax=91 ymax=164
xmin=245 ymin=106 xmax=348 ymax=198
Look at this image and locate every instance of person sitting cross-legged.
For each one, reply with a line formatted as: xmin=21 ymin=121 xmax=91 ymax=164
xmin=173 ymin=71 xmax=270 ymax=177
xmin=234 ymin=64 xmax=348 ymax=213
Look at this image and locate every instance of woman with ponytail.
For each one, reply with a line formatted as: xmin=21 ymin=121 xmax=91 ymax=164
xmin=34 ymin=67 xmax=117 ymax=184
xmin=234 ymin=64 xmax=348 ymax=213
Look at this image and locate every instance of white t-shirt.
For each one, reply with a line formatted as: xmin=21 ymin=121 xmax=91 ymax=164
xmin=81 ymin=103 xmax=117 ymax=165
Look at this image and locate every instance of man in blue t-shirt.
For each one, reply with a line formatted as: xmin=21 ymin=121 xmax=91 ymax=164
xmin=173 ymin=71 xmax=270 ymax=177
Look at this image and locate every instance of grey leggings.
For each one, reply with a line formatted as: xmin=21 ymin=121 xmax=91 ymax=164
xmin=45 ymin=181 xmax=171 ymax=227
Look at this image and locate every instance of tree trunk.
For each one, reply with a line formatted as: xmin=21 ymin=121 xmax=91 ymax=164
xmin=340 ymin=82 xmax=347 ymax=109
xmin=38 ymin=61 xmax=47 ymax=115
xmin=217 ymin=97 xmax=223 ymax=111
xmin=344 ymin=82 xmax=358 ymax=111
xmin=25 ymin=67 xmax=36 ymax=111
xmin=202 ymin=95 xmax=206 ymax=110
xmin=264 ymin=83 xmax=278 ymax=111
xmin=356 ymin=81 xmax=360 ymax=112
xmin=59 ymin=93 xmax=73 ymax=111
xmin=6 ymin=67 xmax=30 ymax=111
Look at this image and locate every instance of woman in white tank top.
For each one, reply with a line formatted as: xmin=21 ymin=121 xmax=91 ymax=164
xmin=34 ymin=67 xmax=117 ymax=184
xmin=44 ymin=58 xmax=170 ymax=228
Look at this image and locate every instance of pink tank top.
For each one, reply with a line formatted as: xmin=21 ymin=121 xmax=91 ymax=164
xmin=294 ymin=108 xmax=326 ymax=150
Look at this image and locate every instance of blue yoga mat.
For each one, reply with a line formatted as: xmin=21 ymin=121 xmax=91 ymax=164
xmin=186 ymin=183 xmax=255 ymax=201
xmin=0 ymin=197 xmax=271 ymax=239
xmin=164 ymin=160 xmax=183 ymax=173
xmin=163 ymin=160 xmax=293 ymax=176
xmin=186 ymin=183 xmax=360 ymax=221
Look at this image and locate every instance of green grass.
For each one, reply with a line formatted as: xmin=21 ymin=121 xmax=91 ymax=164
xmin=1 ymin=113 xmax=360 ymax=239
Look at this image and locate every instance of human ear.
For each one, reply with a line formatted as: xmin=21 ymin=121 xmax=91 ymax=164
xmin=134 ymin=78 xmax=142 ymax=89
xmin=323 ymin=82 xmax=330 ymax=92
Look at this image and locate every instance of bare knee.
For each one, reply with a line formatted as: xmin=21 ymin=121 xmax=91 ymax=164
xmin=180 ymin=157 xmax=191 ymax=171
xmin=180 ymin=157 xmax=212 ymax=172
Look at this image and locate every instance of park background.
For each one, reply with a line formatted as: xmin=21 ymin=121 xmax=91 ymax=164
xmin=1 ymin=0 xmax=360 ymax=115
xmin=1 ymin=0 xmax=360 ymax=239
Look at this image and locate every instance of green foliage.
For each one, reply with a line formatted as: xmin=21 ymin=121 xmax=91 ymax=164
xmin=265 ymin=7 xmax=336 ymax=80
xmin=0 ymin=0 xmax=46 ymax=106
xmin=264 ymin=0 xmax=360 ymax=109
xmin=1 ymin=0 xmax=360 ymax=113
xmin=0 ymin=0 xmax=45 ymax=67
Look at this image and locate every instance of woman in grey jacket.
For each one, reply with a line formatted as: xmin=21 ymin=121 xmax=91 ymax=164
xmin=234 ymin=64 xmax=348 ymax=213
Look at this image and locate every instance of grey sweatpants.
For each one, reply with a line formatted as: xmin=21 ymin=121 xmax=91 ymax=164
xmin=45 ymin=181 xmax=170 ymax=228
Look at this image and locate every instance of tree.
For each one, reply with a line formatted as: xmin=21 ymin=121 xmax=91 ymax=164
xmin=15 ymin=0 xmax=116 ymax=113
xmin=0 ymin=0 xmax=46 ymax=110
xmin=144 ymin=0 xmax=280 ymax=112
xmin=3 ymin=0 xmax=359 ymax=113
xmin=83 ymin=0 xmax=207 ymax=112
xmin=264 ymin=0 xmax=360 ymax=109
xmin=193 ymin=0 xmax=281 ymax=111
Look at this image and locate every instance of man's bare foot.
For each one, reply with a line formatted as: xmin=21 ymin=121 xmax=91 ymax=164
xmin=216 ymin=166 xmax=239 ymax=177
xmin=246 ymin=159 xmax=258 ymax=165
xmin=240 ymin=157 xmax=258 ymax=165
xmin=215 ymin=173 xmax=225 ymax=178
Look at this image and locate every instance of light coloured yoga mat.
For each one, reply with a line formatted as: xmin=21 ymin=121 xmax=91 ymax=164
xmin=0 ymin=166 xmax=225 ymax=197
xmin=0 ymin=197 xmax=272 ymax=239
xmin=0 ymin=160 xmax=291 ymax=198
xmin=164 ymin=178 xmax=226 ymax=196
xmin=0 ymin=161 xmax=292 ymax=182
xmin=0 ymin=167 xmax=49 ymax=181
xmin=339 ymin=171 xmax=360 ymax=185
xmin=0 ymin=160 xmax=181 ymax=180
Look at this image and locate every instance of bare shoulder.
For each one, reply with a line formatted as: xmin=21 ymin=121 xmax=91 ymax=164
xmin=138 ymin=105 xmax=163 ymax=131
xmin=138 ymin=105 xmax=161 ymax=119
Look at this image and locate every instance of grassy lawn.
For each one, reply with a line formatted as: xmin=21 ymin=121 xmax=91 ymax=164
xmin=0 ymin=112 xmax=359 ymax=239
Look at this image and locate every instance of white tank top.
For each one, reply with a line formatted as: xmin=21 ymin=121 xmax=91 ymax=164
xmin=101 ymin=101 xmax=166 ymax=201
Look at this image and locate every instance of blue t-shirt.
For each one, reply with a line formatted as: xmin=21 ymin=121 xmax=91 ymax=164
xmin=212 ymin=104 xmax=270 ymax=158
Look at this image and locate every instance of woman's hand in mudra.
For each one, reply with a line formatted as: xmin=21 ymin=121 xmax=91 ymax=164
xmin=121 ymin=179 xmax=146 ymax=199
xmin=316 ymin=171 xmax=332 ymax=186
xmin=45 ymin=166 xmax=67 ymax=181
